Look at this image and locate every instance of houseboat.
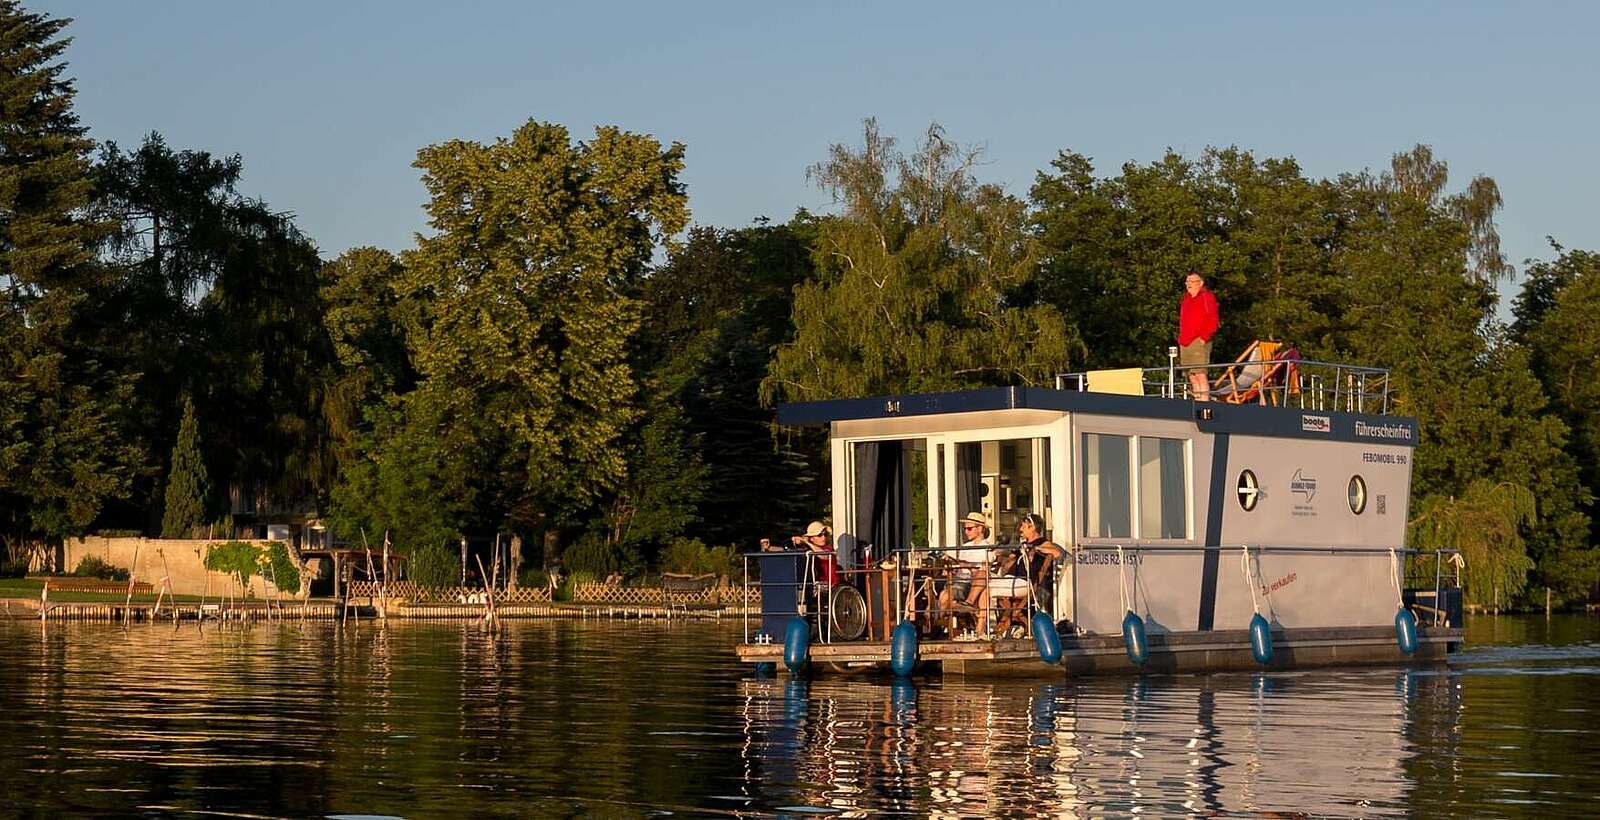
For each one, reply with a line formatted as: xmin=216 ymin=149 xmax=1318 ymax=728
xmin=737 ymin=349 xmax=1464 ymax=676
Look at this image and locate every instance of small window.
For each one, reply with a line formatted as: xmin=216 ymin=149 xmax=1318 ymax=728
xmin=1237 ymin=470 xmax=1260 ymax=512
xmin=1138 ymin=437 xmax=1188 ymax=538
xmin=1348 ymin=475 xmax=1367 ymax=515
xmin=1082 ymin=434 xmax=1132 ymax=538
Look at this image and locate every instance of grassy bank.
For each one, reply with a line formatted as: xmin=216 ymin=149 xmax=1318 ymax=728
xmin=0 ymin=578 xmax=207 ymax=604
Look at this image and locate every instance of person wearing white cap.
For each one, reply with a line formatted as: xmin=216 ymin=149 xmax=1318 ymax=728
xmin=791 ymin=520 xmax=838 ymax=587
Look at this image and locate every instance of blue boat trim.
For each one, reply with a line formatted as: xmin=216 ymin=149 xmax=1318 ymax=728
xmin=776 ymin=386 xmax=1417 ymax=447
xmin=1197 ymin=433 xmax=1230 ymax=631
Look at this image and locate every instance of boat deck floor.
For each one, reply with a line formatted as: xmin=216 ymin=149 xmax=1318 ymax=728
xmin=736 ymin=624 xmax=1462 ymax=676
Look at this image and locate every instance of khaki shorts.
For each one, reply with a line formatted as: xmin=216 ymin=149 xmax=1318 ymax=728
xmin=1180 ymin=339 xmax=1211 ymax=367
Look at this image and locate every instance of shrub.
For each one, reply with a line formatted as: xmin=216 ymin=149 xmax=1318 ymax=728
xmin=407 ymin=541 xmax=461 ymax=588
xmin=659 ymin=537 xmax=737 ymax=578
xmin=517 ymin=567 xmax=550 ymax=589
xmin=94 ymin=529 xmax=143 ymax=538
xmin=562 ymin=533 xmax=619 ymax=577
xmin=554 ymin=570 xmax=596 ymax=602
xmin=72 ymin=555 xmax=130 ymax=582
xmin=264 ymin=541 xmax=301 ymax=594
xmin=1 ymin=559 xmax=29 ymax=579
xmin=204 ymin=541 xmax=260 ymax=592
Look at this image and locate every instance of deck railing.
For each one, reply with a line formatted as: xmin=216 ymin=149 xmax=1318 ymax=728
xmin=1057 ymin=353 xmax=1394 ymax=414
xmin=740 ymin=542 xmax=1462 ymax=645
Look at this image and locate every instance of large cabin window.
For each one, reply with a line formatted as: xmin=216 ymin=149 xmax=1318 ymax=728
xmin=1082 ymin=433 xmax=1132 ymax=538
xmin=953 ymin=437 xmax=1047 ymax=543
xmin=1138 ymin=437 xmax=1189 ymax=539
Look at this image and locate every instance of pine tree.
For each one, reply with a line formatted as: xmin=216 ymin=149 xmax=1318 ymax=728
xmin=161 ymin=397 xmax=208 ymax=537
xmin=0 ymin=2 xmax=141 ymax=562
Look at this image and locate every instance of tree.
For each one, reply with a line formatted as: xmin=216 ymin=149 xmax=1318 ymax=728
xmin=1337 ymin=148 xmax=1593 ymax=603
xmin=373 ymin=120 xmax=688 ymax=563
xmin=1512 ymin=244 xmax=1600 ymax=580
xmin=91 ymin=134 xmax=337 ymax=528
xmin=161 ymin=396 xmax=209 ymax=537
xmin=1409 ymin=481 xmax=1536 ymax=607
xmin=765 ymin=120 xmax=1080 ymax=403
xmin=639 ymin=219 xmax=825 ymax=548
xmin=1029 ymin=139 xmax=1592 ymax=603
xmin=0 ymin=2 xmax=142 ymax=563
xmin=1030 ymin=147 xmax=1344 ymax=368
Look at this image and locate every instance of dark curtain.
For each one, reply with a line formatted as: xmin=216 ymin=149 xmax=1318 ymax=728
xmin=956 ymin=443 xmax=982 ymax=529
xmin=852 ymin=441 xmax=907 ymax=567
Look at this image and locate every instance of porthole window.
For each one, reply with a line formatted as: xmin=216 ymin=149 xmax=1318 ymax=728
xmin=1237 ymin=469 xmax=1260 ymax=512
xmin=1348 ymin=475 xmax=1368 ymax=514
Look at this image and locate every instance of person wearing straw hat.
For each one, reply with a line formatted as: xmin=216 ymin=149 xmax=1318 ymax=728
xmin=939 ymin=511 xmax=994 ymax=638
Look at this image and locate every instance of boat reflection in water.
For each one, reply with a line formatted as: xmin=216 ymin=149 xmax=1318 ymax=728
xmin=737 ymin=669 xmax=1463 ymax=817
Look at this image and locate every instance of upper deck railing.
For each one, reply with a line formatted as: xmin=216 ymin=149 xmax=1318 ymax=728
xmin=1057 ymin=347 xmax=1394 ymax=415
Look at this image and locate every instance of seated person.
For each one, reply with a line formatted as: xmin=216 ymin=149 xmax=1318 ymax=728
xmin=992 ymin=513 xmax=1064 ymax=637
xmin=790 ymin=520 xmax=838 ymax=589
xmin=938 ymin=511 xmax=994 ymax=637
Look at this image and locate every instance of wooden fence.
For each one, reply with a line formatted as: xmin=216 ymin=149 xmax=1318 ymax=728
xmin=346 ymin=580 xmax=760 ymax=609
xmin=346 ymin=581 xmax=551 ymax=605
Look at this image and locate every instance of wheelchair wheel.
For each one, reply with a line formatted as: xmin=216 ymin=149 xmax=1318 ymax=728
xmin=829 ymin=585 xmax=868 ymax=642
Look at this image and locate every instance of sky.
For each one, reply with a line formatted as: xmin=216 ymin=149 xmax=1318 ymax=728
xmin=36 ymin=1 xmax=1600 ymax=301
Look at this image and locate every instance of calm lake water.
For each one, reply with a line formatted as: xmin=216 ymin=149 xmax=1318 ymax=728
xmin=1 ymin=613 xmax=1597 ymax=818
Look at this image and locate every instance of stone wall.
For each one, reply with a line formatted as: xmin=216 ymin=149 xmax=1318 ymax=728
xmin=55 ymin=536 xmax=300 ymax=598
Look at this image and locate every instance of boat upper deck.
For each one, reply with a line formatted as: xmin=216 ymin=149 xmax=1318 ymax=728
xmin=778 ymin=355 xmax=1413 ymax=447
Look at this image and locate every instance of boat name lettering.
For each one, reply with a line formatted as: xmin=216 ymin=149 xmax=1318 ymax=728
xmin=1355 ymin=421 xmax=1413 ymax=441
xmin=1073 ymin=550 xmax=1144 ymax=566
xmin=1300 ymin=414 xmax=1331 ymax=433
xmin=1362 ymin=451 xmax=1408 ymax=465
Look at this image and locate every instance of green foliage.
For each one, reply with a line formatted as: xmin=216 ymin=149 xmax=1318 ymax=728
xmin=406 ymin=541 xmax=461 ymax=588
xmin=397 ymin=120 xmax=688 ymax=539
xmin=0 ymin=2 xmax=142 ymax=564
xmin=639 ymin=220 xmax=825 ymax=549
xmin=319 ymin=247 xmax=416 ymax=483
xmin=517 ymin=567 xmax=550 ymax=590
xmin=764 ymin=120 xmax=1081 ymax=403
xmin=325 ymin=405 xmax=466 ymax=563
xmin=71 ymin=555 xmax=129 ymax=582
xmin=1031 ymin=147 xmax=1342 ymax=365
xmin=658 ymin=537 xmax=736 ymax=579
xmin=0 ymin=559 xmax=25 ymax=579
xmin=554 ymin=571 xmax=597 ymax=602
xmin=1410 ymin=482 xmax=1537 ymax=606
xmin=161 ymin=397 xmax=209 ymax=537
xmin=562 ymin=532 xmax=620 ymax=577
xmin=1513 ymin=244 xmax=1600 ymax=589
xmin=264 ymin=541 xmax=300 ymax=594
xmin=599 ymin=401 xmax=703 ymax=570
xmin=1032 ymin=141 xmax=1594 ymax=606
xmin=203 ymin=540 xmax=260 ymax=592
xmin=94 ymin=133 xmax=335 ymax=530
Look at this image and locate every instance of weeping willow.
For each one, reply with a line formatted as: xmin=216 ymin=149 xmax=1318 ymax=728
xmin=1408 ymin=481 xmax=1536 ymax=606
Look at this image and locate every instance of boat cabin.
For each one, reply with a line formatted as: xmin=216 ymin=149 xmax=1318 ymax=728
xmin=739 ymin=353 xmax=1463 ymax=675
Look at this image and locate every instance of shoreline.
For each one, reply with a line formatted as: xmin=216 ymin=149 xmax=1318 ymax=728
xmin=1 ymin=597 xmax=748 ymax=622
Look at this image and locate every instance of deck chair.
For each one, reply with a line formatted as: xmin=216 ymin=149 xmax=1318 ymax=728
xmin=1211 ymin=340 xmax=1300 ymax=405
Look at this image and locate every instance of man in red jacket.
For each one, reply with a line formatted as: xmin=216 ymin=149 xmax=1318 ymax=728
xmin=1178 ymin=272 xmax=1219 ymax=400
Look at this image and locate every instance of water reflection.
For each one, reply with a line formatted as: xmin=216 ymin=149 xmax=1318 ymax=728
xmin=0 ymin=615 xmax=1597 ymax=816
xmin=738 ymin=671 xmax=1431 ymax=817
